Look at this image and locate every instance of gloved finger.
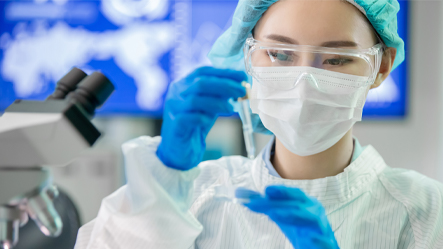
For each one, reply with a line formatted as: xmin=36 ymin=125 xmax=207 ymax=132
xmin=265 ymin=185 xmax=310 ymax=203
xmin=267 ymin=208 xmax=323 ymax=230
xmin=188 ymin=66 xmax=248 ymax=83
xmin=181 ymin=76 xmax=246 ymax=99
xmin=170 ymin=96 xmax=235 ymax=116
xmin=235 ymin=188 xmax=262 ymax=199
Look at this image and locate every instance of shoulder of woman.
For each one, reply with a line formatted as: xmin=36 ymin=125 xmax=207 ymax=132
xmin=379 ymin=167 xmax=443 ymax=194
xmin=378 ymin=167 xmax=443 ymax=246
xmin=378 ymin=167 xmax=443 ymax=205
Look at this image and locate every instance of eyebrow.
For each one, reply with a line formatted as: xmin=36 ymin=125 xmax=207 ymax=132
xmin=321 ymin=41 xmax=359 ymax=48
xmin=265 ymin=34 xmax=298 ymax=44
xmin=264 ymin=34 xmax=359 ymax=48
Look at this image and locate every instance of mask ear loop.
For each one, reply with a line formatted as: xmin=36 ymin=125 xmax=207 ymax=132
xmin=365 ymin=46 xmax=385 ymax=106
xmin=371 ymin=29 xmax=387 ymax=87
xmin=371 ymin=46 xmax=385 ymax=86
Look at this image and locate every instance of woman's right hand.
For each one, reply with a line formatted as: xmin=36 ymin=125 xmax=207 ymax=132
xmin=156 ymin=66 xmax=247 ymax=171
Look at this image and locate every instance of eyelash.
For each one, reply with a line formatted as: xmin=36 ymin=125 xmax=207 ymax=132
xmin=267 ymin=51 xmax=353 ymax=66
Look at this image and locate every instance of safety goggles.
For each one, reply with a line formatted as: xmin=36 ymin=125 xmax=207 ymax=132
xmin=243 ymin=37 xmax=384 ymax=91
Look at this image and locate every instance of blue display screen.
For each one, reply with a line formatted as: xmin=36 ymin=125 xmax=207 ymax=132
xmin=0 ymin=0 xmax=408 ymax=118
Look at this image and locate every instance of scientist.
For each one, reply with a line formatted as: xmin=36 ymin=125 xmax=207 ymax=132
xmin=75 ymin=0 xmax=443 ymax=248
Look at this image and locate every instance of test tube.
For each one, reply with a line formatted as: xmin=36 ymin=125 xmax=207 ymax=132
xmin=213 ymin=186 xmax=262 ymax=204
xmin=238 ymin=82 xmax=256 ymax=160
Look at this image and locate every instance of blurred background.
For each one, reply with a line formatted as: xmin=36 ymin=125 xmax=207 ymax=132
xmin=0 ymin=0 xmax=441 ymax=247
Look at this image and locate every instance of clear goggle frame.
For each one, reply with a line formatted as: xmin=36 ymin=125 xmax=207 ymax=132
xmin=243 ymin=37 xmax=385 ymax=90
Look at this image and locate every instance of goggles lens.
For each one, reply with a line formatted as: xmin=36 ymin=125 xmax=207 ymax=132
xmin=251 ymin=49 xmax=372 ymax=76
xmin=245 ymin=38 xmax=383 ymax=90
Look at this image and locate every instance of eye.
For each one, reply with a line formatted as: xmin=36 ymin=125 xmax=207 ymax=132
xmin=270 ymin=52 xmax=288 ymax=61
xmin=323 ymin=57 xmax=353 ymax=66
xmin=268 ymin=50 xmax=294 ymax=63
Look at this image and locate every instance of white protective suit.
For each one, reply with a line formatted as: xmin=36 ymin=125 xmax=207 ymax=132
xmin=75 ymin=136 xmax=443 ymax=249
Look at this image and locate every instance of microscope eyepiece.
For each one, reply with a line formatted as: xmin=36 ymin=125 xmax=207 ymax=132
xmin=44 ymin=68 xmax=114 ymax=118
xmin=47 ymin=67 xmax=87 ymax=100
xmin=66 ymin=71 xmax=115 ymax=117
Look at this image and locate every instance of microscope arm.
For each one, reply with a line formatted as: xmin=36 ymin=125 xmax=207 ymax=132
xmin=0 ymin=100 xmax=100 ymax=168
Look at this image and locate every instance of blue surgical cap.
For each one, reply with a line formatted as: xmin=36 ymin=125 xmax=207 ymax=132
xmin=208 ymin=0 xmax=405 ymax=71
xmin=208 ymin=0 xmax=405 ymax=135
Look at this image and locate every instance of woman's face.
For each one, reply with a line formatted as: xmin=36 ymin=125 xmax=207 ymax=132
xmin=254 ymin=0 xmax=396 ymax=88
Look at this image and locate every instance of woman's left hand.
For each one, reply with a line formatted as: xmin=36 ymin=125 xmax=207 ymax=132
xmin=239 ymin=185 xmax=339 ymax=249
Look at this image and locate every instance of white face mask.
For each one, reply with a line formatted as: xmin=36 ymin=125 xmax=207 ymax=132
xmin=249 ymin=66 xmax=372 ymax=156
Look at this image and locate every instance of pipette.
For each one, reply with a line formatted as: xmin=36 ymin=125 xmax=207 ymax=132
xmin=237 ymin=82 xmax=256 ymax=160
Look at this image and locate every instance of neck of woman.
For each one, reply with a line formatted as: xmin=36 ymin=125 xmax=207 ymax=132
xmin=271 ymin=130 xmax=354 ymax=180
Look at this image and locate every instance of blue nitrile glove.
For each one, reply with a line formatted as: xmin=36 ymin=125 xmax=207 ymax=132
xmin=156 ymin=66 xmax=247 ymax=170
xmin=239 ymin=186 xmax=340 ymax=249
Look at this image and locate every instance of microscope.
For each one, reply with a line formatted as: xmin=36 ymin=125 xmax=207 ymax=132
xmin=0 ymin=68 xmax=115 ymax=249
